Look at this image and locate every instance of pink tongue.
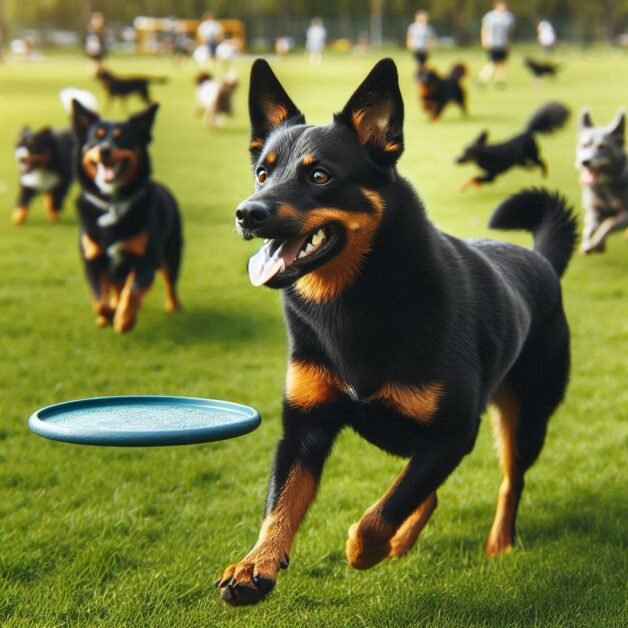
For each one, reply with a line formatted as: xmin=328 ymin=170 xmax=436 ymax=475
xmin=104 ymin=166 xmax=116 ymax=182
xmin=248 ymin=237 xmax=307 ymax=287
xmin=581 ymin=168 xmax=596 ymax=185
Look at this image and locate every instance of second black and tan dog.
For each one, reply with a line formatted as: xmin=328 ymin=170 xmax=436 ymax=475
xmin=215 ymin=59 xmax=578 ymax=605
xmin=72 ymin=100 xmax=182 ymax=333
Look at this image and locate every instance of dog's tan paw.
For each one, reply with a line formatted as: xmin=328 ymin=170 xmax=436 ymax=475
xmin=346 ymin=522 xmax=391 ymax=570
xmin=215 ymin=552 xmax=288 ymax=606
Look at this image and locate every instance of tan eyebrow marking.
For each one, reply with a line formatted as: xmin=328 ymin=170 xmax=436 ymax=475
xmin=302 ymin=154 xmax=315 ymax=166
xmin=266 ymin=151 xmax=277 ymax=165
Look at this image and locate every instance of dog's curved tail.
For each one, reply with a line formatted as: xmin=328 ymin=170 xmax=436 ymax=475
xmin=525 ymin=101 xmax=570 ymax=135
xmin=489 ymin=188 xmax=578 ymax=277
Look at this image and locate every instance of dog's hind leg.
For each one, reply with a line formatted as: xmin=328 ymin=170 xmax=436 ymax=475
xmin=486 ymin=322 xmax=570 ymax=555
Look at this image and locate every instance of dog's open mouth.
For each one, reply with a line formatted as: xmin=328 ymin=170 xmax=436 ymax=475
xmin=248 ymin=224 xmax=340 ymax=287
xmin=95 ymin=159 xmax=130 ymax=184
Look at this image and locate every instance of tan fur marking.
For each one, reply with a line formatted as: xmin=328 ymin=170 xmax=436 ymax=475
xmin=43 ymin=194 xmax=59 ymax=222
xmin=121 ymin=232 xmax=150 ymax=257
xmin=486 ymin=385 xmax=521 ymax=555
xmin=113 ymin=272 xmax=146 ymax=334
xmin=262 ymin=101 xmax=289 ymax=129
xmin=160 ymin=265 xmax=180 ymax=312
xmin=351 ymin=103 xmax=393 ymax=147
xmin=374 ymin=382 xmax=443 ymax=423
xmin=81 ymin=233 xmax=103 ymax=260
xmin=388 ymin=492 xmax=437 ymax=558
xmin=11 ymin=207 xmax=28 ymax=225
xmin=294 ymin=189 xmax=385 ymax=302
xmin=302 ymin=154 xmax=315 ymax=166
xmin=82 ymin=146 xmax=99 ymax=179
xmin=346 ymin=462 xmax=410 ymax=569
xmin=285 ymin=360 xmax=341 ymax=410
xmin=250 ymin=138 xmax=264 ymax=151
xmin=266 ymin=151 xmax=277 ymax=165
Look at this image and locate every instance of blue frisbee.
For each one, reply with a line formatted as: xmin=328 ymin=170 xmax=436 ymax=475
xmin=28 ymin=396 xmax=261 ymax=447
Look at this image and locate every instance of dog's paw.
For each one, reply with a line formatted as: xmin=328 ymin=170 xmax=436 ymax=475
xmin=215 ymin=553 xmax=288 ymax=606
xmin=346 ymin=522 xmax=391 ymax=570
xmin=11 ymin=208 xmax=28 ymax=225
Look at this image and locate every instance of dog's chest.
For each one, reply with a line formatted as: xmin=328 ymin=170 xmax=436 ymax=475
xmin=20 ymin=169 xmax=60 ymax=192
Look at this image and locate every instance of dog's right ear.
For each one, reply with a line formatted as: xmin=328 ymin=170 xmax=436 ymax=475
xmin=608 ymin=108 xmax=625 ymax=145
xmin=579 ymin=108 xmax=593 ymax=130
xmin=475 ymin=130 xmax=488 ymax=145
xmin=72 ymin=99 xmax=99 ymax=142
xmin=248 ymin=59 xmax=305 ymax=162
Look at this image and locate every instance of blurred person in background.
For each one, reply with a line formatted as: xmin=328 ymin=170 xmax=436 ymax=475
xmin=406 ymin=10 xmax=436 ymax=70
xmin=306 ymin=17 xmax=326 ymax=65
xmin=478 ymin=1 xmax=515 ymax=87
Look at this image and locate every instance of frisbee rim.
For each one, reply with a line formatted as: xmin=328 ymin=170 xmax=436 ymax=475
xmin=28 ymin=395 xmax=261 ymax=447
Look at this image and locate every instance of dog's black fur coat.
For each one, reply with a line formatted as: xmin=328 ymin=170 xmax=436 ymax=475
xmin=418 ymin=63 xmax=467 ymax=120
xmin=218 ymin=59 xmax=577 ymax=606
xmin=456 ymin=101 xmax=569 ymax=187
xmin=96 ymin=67 xmax=167 ymax=105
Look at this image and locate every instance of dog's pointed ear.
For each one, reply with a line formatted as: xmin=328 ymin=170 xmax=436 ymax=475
xmin=608 ymin=108 xmax=625 ymax=145
xmin=336 ymin=58 xmax=404 ymax=167
xmin=579 ymin=108 xmax=593 ymax=130
xmin=128 ymin=103 xmax=159 ymax=144
xmin=248 ymin=59 xmax=305 ymax=162
xmin=476 ymin=130 xmax=488 ymax=145
xmin=72 ymin=99 xmax=100 ymax=142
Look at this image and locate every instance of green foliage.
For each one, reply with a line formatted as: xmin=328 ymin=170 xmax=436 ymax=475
xmin=0 ymin=46 xmax=626 ymax=626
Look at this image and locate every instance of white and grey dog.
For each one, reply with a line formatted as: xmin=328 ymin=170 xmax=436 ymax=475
xmin=576 ymin=107 xmax=628 ymax=254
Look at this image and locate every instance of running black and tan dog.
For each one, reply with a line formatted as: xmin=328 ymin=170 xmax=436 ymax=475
xmin=215 ymin=59 xmax=578 ymax=605
xmin=12 ymin=126 xmax=76 ymax=225
xmin=72 ymin=100 xmax=182 ymax=333
xmin=418 ymin=62 xmax=467 ymax=121
xmin=96 ymin=67 xmax=168 ymax=108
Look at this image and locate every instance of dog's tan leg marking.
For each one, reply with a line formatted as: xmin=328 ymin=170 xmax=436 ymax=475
xmin=373 ymin=382 xmax=443 ymax=424
xmin=44 ymin=193 xmax=59 ymax=222
xmin=217 ymin=465 xmax=317 ymax=601
xmin=81 ymin=233 xmax=103 ymax=261
xmin=285 ymin=360 xmax=341 ymax=410
xmin=486 ymin=385 xmax=520 ymax=556
xmin=11 ymin=207 xmax=28 ymax=225
xmin=160 ymin=265 xmax=180 ymax=312
xmin=113 ymin=272 xmax=146 ymax=334
xmin=93 ymin=272 xmax=113 ymax=327
xmin=346 ymin=463 xmax=412 ymax=570
xmin=388 ymin=492 xmax=438 ymax=558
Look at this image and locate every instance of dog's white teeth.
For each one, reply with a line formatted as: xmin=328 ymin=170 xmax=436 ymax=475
xmin=305 ymin=243 xmax=316 ymax=254
xmin=311 ymin=229 xmax=325 ymax=246
xmin=298 ymin=250 xmax=307 ymax=259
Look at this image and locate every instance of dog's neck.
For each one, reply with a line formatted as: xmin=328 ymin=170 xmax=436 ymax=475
xmin=83 ymin=185 xmax=148 ymax=227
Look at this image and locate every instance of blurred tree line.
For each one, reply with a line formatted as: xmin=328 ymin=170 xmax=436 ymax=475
xmin=2 ymin=0 xmax=627 ymax=43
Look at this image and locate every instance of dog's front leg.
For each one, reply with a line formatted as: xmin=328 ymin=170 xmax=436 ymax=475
xmin=217 ymin=393 xmax=344 ymax=606
xmin=587 ymin=210 xmax=628 ymax=252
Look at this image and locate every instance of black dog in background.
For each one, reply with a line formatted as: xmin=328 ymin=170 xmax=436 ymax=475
xmin=524 ymin=57 xmax=560 ymax=79
xmin=72 ymin=100 xmax=182 ymax=333
xmin=418 ymin=63 xmax=467 ymax=121
xmin=215 ymin=58 xmax=578 ymax=606
xmin=96 ymin=67 xmax=168 ymax=107
xmin=456 ymin=101 xmax=569 ymax=189
xmin=12 ymin=126 xmax=75 ymax=224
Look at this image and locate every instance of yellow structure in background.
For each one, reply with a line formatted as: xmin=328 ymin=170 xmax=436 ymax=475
xmin=134 ymin=17 xmax=245 ymax=54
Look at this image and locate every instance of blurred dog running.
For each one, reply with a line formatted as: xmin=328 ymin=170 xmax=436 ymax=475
xmin=576 ymin=107 xmax=628 ymax=253
xmin=417 ymin=63 xmax=467 ymax=121
xmin=194 ymin=71 xmax=239 ymax=128
xmin=456 ymin=101 xmax=570 ymax=189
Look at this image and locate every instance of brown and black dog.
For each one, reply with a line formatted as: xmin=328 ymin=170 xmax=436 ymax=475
xmin=72 ymin=100 xmax=182 ymax=333
xmin=215 ymin=59 xmax=577 ymax=605
xmin=96 ymin=67 xmax=168 ymax=108
xmin=418 ymin=63 xmax=467 ymax=121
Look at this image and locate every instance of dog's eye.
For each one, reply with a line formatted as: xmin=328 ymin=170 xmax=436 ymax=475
xmin=256 ymin=167 xmax=267 ymax=185
xmin=310 ymin=169 xmax=331 ymax=185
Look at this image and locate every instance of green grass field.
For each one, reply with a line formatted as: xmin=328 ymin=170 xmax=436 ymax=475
xmin=0 ymin=45 xmax=626 ymax=626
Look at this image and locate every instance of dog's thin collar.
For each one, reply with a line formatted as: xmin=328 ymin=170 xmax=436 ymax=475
xmin=83 ymin=187 xmax=147 ymax=227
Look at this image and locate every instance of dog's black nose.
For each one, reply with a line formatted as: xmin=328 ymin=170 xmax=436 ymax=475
xmin=236 ymin=200 xmax=271 ymax=230
xmin=581 ymin=159 xmax=591 ymax=167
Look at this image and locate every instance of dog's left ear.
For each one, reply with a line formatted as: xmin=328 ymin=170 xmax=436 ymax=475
xmin=336 ymin=58 xmax=404 ymax=168
xmin=609 ymin=108 xmax=625 ymax=146
xmin=129 ymin=103 xmax=159 ymax=144
xmin=249 ymin=59 xmax=305 ymax=162
xmin=72 ymin=99 xmax=100 ymax=142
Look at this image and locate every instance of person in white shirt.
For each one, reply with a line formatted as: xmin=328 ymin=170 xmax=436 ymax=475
xmin=478 ymin=1 xmax=515 ymax=87
xmin=406 ymin=10 xmax=436 ymax=69
xmin=306 ymin=18 xmax=326 ymax=66
xmin=197 ymin=12 xmax=224 ymax=61
xmin=537 ymin=20 xmax=556 ymax=54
